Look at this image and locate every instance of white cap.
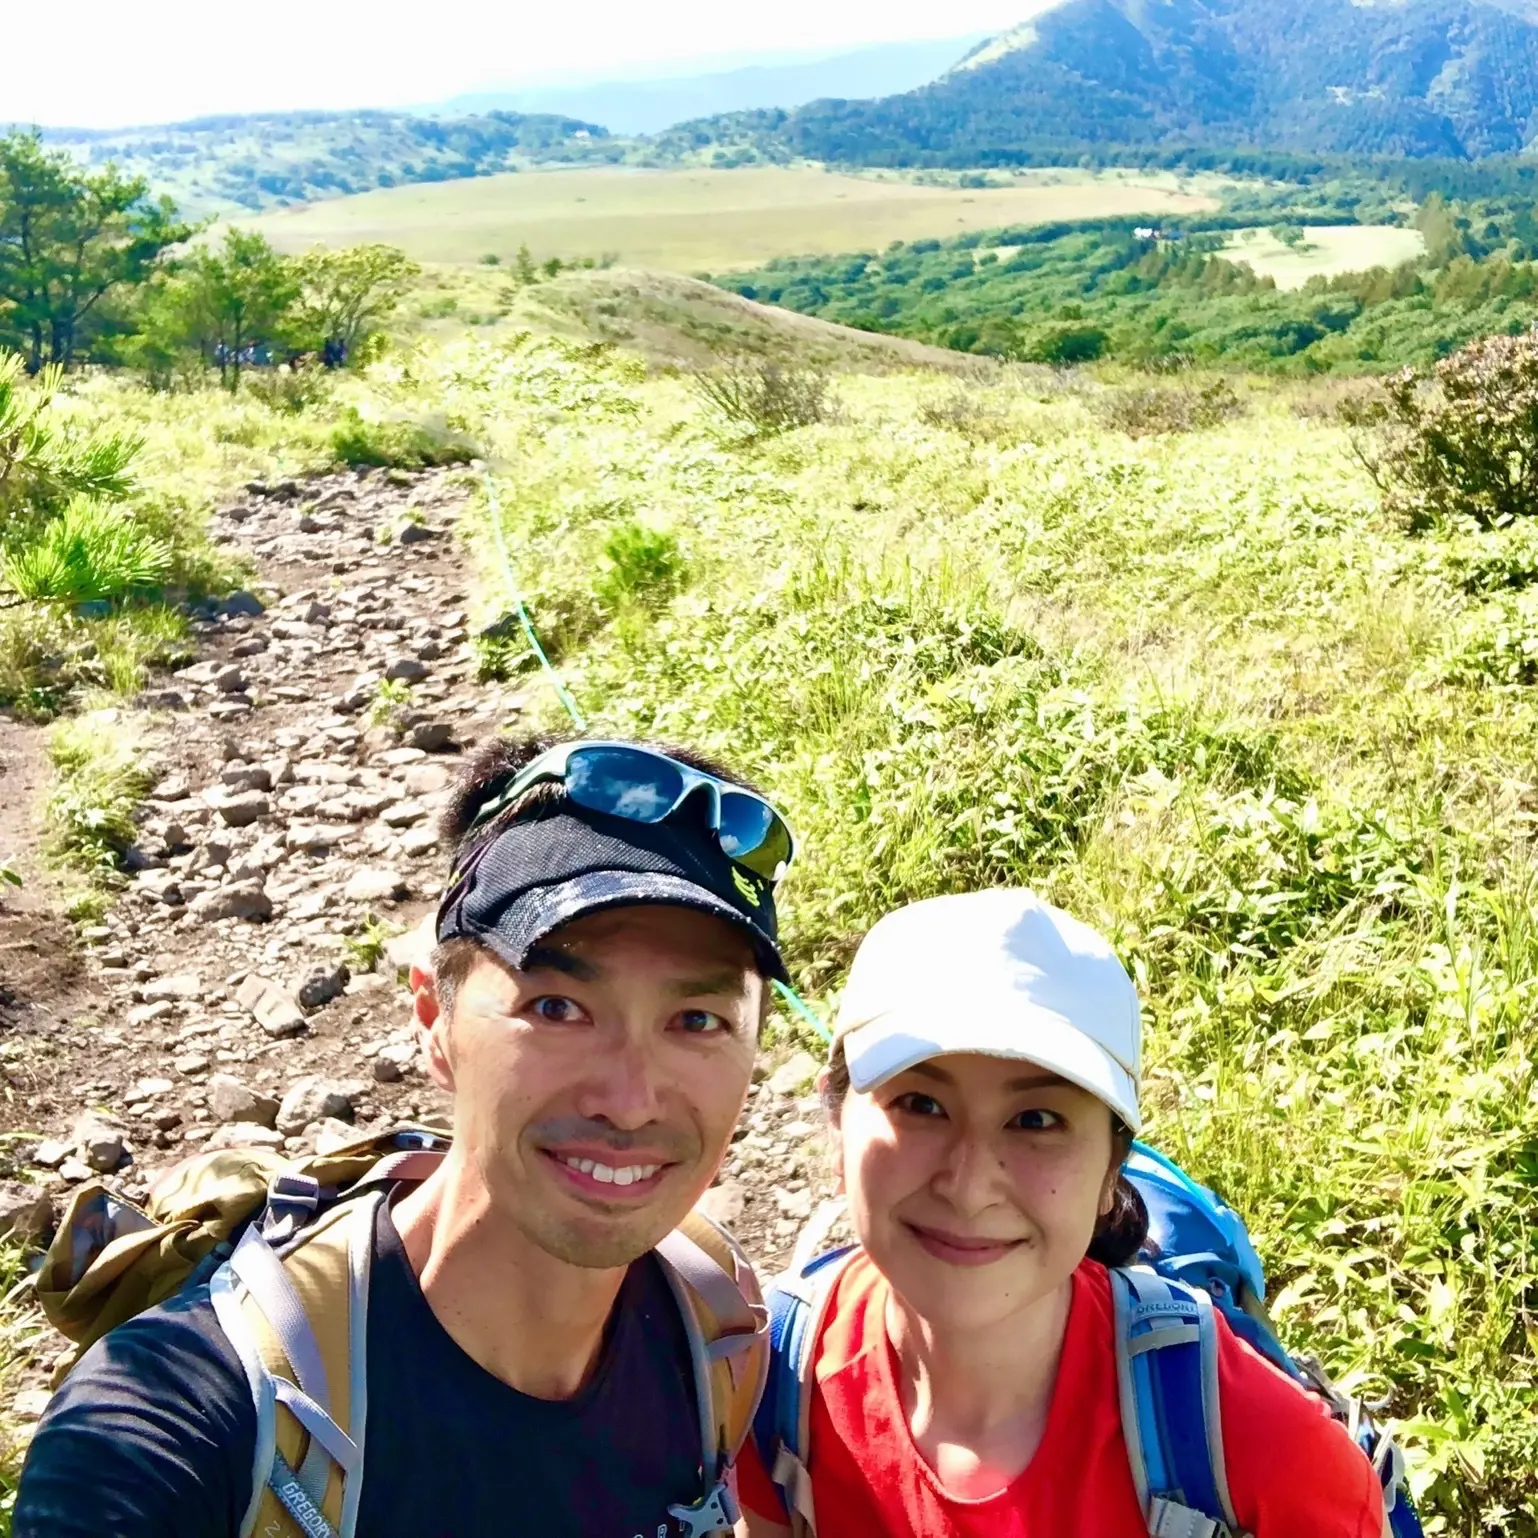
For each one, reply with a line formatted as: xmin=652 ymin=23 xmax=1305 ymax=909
xmin=832 ymin=890 xmax=1141 ymax=1132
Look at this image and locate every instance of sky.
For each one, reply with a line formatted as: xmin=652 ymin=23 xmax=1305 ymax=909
xmin=6 ymin=0 xmax=1030 ymax=130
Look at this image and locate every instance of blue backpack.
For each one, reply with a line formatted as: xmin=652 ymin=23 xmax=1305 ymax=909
xmin=756 ymin=1141 xmax=1422 ymax=1538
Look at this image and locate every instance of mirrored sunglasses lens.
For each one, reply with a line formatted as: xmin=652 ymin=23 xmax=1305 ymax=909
xmin=720 ymin=794 xmax=792 ymax=879
xmin=566 ymin=747 xmax=683 ymax=823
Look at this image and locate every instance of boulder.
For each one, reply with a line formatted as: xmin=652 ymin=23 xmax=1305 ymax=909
xmin=235 ymin=976 xmax=307 ymax=1039
xmin=277 ymin=1077 xmax=364 ymax=1136
xmin=207 ymin=790 xmax=271 ymax=828
xmin=384 ymin=657 xmax=428 ymax=684
xmin=204 ymin=1123 xmax=285 ymax=1152
xmin=72 ymin=1111 xmax=128 ymax=1173
xmin=297 ymin=963 xmax=350 ymax=1012
xmin=206 ymin=1075 xmax=280 ymax=1128
xmin=190 ymin=879 xmax=272 ymax=923
xmin=0 ymin=1182 xmax=53 ymax=1243
xmin=344 ymin=867 xmax=407 ymax=904
xmin=141 ymin=973 xmax=202 ymax=1003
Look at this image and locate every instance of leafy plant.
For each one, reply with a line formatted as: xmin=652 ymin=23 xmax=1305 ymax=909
xmin=2 ymin=497 xmax=171 ymax=603
xmin=1095 ymin=380 xmax=1245 ymax=437
xmin=43 ymin=713 xmax=151 ymax=878
xmin=691 ymin=358 xmax=832 ymax=437
xmin=1351 ymin=326 xmax=1538 ymax=529
xmin=342 ymin=913 xmax=398 ymax=973
xmin=330 ymin=408 xmax=476 ymax=469
xmin=244 ymin=365 xmax=331 ymax=415
xmin=0 ymin=859 xmax=20 ymax=890
xmin=593 ymin=520 xmax=686 ymax=610
xmin=366 ymin=676 xmax=412 ymax=727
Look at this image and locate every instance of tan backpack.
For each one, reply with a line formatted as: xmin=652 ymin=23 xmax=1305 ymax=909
xmin=37 ymin=1127 xmax=768 ymax=1538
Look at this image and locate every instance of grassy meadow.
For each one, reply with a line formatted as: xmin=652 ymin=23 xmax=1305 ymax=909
xmin=1222 ymin=223 xmax=1429 ymax=287
xmin=6 ymin=299 xmax=1538 ymax=1530
xmin=245 ymin=164 xmax=1220 ymax=270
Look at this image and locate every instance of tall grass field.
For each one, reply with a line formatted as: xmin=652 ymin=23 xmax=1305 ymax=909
xmin=246 ymin=165 xmax=1220 ymax=270
xmin=4 ymin=323 xmax=1537 ymax=1532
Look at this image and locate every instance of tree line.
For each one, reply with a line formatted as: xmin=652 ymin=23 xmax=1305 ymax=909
xmin=0 ymin=130 xmax=419 ymax=388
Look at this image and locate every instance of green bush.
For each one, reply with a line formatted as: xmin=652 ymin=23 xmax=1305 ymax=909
xmin=44 ymin=713 xmax=152 ymax=876
xmin=691 ymin=358 xmax=833 ymax=437
xmin=1095 ymin=380 xmax=1246 ymax=438
xmin=2 ymin=499 xmax=171 ymax=603
xmin=330 ymin=408 xmax=476 ymax=469
xmin=594 ymin=520 xmax=686 ymax=610
xmin=1354 ymin=326 xmax=1538 ymax=529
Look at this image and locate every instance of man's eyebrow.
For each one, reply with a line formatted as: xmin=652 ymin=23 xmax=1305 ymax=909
xmin=907 ymin=1060 xmax=1070 ymax=1092
xmin=668 ymin=970 xmax=746 ymax=999
xmin=520 ymin=946 xmax=600 ymax=981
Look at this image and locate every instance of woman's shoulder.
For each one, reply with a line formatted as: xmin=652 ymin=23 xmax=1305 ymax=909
xmin=1213 ymin=1312 xmax=1384 ymax=1537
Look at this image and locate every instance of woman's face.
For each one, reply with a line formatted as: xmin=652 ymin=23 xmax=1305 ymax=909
xmin=835 ymin=1051 xmax=1119 ymax=1332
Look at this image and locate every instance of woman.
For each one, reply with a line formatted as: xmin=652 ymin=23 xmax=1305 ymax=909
xmin=735 ymin=888 xmax=1387 ymax=1538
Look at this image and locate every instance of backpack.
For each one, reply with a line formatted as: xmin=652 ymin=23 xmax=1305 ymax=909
xmin=755 ymin=1140 xmax=1422 ymax=1538
xmin=35 ymin=1126 xmax=768 ymax=1538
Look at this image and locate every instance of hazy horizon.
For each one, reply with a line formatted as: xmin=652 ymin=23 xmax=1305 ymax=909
xmin=5 ymin=1 xmax=1025 ymax=131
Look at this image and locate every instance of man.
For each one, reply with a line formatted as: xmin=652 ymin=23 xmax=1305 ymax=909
xmin=16 ymin=732 xmax=795 ymax=1537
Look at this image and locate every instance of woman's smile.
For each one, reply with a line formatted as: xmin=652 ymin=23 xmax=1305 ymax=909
xmin=902 ymin=1220 xmax=1028 ymax=1267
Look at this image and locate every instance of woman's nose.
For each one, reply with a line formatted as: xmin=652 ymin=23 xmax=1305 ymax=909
xmin=929 ymin=1131 xmax=1004 ymax=1216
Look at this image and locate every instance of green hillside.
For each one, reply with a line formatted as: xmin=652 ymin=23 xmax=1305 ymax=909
xmin=40 ymin=109 xmax=617 ymax=216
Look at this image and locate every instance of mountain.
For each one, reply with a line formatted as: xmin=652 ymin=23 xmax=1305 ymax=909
xmin=700 ymin=0 xmax=1538 ymax=162
xmin=37 ymin=109 xmax=612 ymax=216
xmin=439 ymin=36 xmax=989 ymax=136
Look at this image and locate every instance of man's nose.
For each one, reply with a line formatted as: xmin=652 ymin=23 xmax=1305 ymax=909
xmin=574 ymin=1030 xmax=665 ymax=1131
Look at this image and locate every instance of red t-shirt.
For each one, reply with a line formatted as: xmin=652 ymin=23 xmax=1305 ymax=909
xmin=737 ymin=1252 xmax=1384 ymax=1537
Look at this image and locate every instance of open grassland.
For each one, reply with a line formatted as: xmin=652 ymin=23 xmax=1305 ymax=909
xmin=1224 ymin=223 xmax=1429 ymax=288
xmin=246 ymin=165 xmax=1220 ymax=271
xmin=7 ymin=322 xmax=1538 ymax=1531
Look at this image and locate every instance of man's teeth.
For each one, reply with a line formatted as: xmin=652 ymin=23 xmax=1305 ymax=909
xmin=557 ymin=1155 xmax=661 ymax=1187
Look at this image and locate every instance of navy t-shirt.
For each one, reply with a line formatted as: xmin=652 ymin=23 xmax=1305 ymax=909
xmin=16 ymin=1199 xmax=706 ymax=1537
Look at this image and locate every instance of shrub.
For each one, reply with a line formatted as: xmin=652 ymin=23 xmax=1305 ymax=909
xmin=916 ymin=390 xmax=1012 ymax=441
xmin=330 ymin=409 xmax=476 ymax=469
xmin=1025 ymin=322 xmax=1109 ymax=366
xmin=244 ymin=365 xmax=331 ymax=415
xmin=594 ymin=521 xmax=685 ymax=611
xmin=44 ymin=713 xmax=152 ymax=876
xmin=691 ymin=358 xmax=832 ymax=437
xmin=1352 ymin=326 xmax=1538 ymax=529
xmin=1 ymin=499 xmax=171 ymax=603
xmin=1095 ymin=380 xmax=1245 ymax=438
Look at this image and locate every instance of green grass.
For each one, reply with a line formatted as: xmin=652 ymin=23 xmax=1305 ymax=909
xmin=1223 ymin=224 xmax=1428 ymax=287
xmin=245 ymin=165 xmax=1219 ymax=272
xmin=374 ymin=331 xmax=1538 ymax=1531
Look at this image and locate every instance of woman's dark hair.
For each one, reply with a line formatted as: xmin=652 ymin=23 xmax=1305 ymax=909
xmin=821 ymin=1039 xmax=1149 ymax=1268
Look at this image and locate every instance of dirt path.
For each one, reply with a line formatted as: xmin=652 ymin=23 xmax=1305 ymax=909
xmin=0 ymin=465 xmax=830 ymax=1423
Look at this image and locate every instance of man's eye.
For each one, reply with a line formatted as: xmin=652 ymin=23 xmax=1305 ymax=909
xmin=676 ymin=1009 xmax=729 ymax=1034
xmin=1010 ymin=1108 xmax=1064 ymax=1131
xmin=530 ymin=996 xmax=587 ymax=1023
xmin=892 ymin=1092 xmax=946 ymax=1119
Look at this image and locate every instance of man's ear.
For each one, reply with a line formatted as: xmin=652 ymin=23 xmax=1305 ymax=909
xmin=415 ymin=975 xmax=456 ymax=1092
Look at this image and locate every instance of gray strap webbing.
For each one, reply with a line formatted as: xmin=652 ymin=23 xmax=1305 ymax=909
xmin=273 ymin=1378 xmax=359 ymax=1472
xmin=1149 ymin=1496 xmax=1229 ymax=1538
xmin=656 ymin=1227 xmax=762 ymax=1348
xmin=211 ymin=1264 xmax=277 ymax=1538
xmin=269 ymin=1448 xmax=341 ymax=1538
xmin=1129 ymin=1322 xmax=1202 ymax=1355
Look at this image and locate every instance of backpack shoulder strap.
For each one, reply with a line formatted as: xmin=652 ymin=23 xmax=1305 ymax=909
xmin=753 ymin=1245 xmax=860 ymax=1538
xmin=212 ymin=1187 xmax=384 ymax=1538
xmin=1111 ymin=1265 xmax=1248 ymax=1538
xmin=655 ymin=1210 xmax=770 ymax=1537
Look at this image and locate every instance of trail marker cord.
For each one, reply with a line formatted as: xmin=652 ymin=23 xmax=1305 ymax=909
xmin=480 ymin=474 xmax=830 ymax=1043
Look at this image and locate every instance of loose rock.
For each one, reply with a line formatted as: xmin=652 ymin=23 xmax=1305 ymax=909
xmin=206 ymin=1075 xmax=281 ymax=1128
xmin=277 ymin=1076 xmax=364 ymax=1136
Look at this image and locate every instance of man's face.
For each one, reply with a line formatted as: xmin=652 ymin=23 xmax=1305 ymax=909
xmin=419 ymin=905 xmax=762 ymax=1269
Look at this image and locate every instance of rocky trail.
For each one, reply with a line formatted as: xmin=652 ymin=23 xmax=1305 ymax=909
xmin=0 ymin=465 xmax=829 ymax=1428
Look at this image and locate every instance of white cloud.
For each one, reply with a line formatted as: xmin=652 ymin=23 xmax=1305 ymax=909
xmin=5 ymin=0 xmax=1026 ymax=129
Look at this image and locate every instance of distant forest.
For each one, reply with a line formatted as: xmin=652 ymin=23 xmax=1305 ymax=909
xmin=715 ymin=179 xmax=1538 ymax=372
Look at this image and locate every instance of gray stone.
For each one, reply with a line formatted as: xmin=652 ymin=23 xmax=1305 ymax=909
xmin=0 ymin=1182 xmax=54 ymax=1243
xmin=220 ymin=764 xmax=272 ymax=793
xmin=384 ymin=657 xmax=428 ymax=683
xmin=767 ymin=1051 xmax=822 ymax=1099
xmin=372 ymin=1041 xmax=420 ymax=1082
xmin=172 ymin=1053 xmax=212 ymax=1076
xmin=58 ymin=1157 xmax=93 ymax=1184
xmin=206 ymin=1075 xmax=280 ymax=1128
xmin=406 ymin=721 xmax=454 ymax=752
xmin=380 ymin=799 xmax=426 ymax=829
xmin=297 ymin=963 xmax=350 ymax=1012
xmin=312 ymin=1118 xmax=362 ymax=1155
xmin=190 ymin=879 xmax=272 ymax=923
xmin=286 ymin=824 xmax=346 ymax=854
xmin=398 ymin=826 xmax=439 ymax=857
xmin=235 ymin=976 xmax=307 ymax=1039
xmin=696 ymin=1180 xmax=746 ymax=1229
xmin=71 ymin=1111 xmax=128 ymax=1173
xmin=213 ymin=665 xmax=247 ymax=694
xmin=207 ymin=790 xmax=271 ymax=828
xmin=204 ymin=1123 xmax=286 ymax=1151
xmin=344 ymin=867 xmax=407 ymax=904
xmin=142 ymin=973 xmax=202 ymax=1003
xmin=32 ymin=1138 xmax=70 ymax=1169
xmin=221 ymin=590 xmax=266 ymax=618
xmin=403 ymin=762 xmax=453 ymax=796
xmin=277 ymin=1076 xmax=364 ymax=1136
xmin=396 ymin=522 xmax=439 ymax=545
xmin=125 ymin=1077 xmax=175 ymax=1101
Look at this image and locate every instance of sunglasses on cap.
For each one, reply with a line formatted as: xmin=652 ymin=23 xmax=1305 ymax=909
xmin=464 ymin=741 xmax=796 ymax=883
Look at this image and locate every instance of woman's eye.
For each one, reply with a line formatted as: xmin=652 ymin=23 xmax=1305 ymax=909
xmin=1010 ymin=1108 xmax=1064 ymax=1131
xmin=676 ymin=1009 xmax=729 ymax=1035
xmin=530 ymin=996 xmax=587 ymax=1024
xmin=892 ymin=1092 xmax=947 ymax=1119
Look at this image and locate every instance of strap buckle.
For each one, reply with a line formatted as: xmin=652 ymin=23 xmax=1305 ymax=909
xmin=668 ymin=1478 xmax=739 ymax=1537
xmin=264 ymin=1172 xmax=322 ymax=1243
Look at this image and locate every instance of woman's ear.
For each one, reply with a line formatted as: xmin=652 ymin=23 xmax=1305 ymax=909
xmin=817 ymin=1067 xmax=846 ymax=1193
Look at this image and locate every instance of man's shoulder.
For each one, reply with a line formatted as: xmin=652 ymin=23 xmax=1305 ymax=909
xmin=15 ymin=1282 xmax=257 ymax=1538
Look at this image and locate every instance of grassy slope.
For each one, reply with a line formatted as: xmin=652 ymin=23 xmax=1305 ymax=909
xmin=1223 ymin=224 xmax=1428 ymax=288
xmin=245 ymin=165 xmax=1219 ymax=270
xmin=8 ymin=321 xmax=1537 ymax=1528
xmin=385 ymin=336 xmax=1531 ymax=1531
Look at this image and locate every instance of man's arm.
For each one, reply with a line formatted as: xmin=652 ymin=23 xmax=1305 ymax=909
xmin=15 ymin=1284 xmax=256 ymax=1538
